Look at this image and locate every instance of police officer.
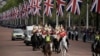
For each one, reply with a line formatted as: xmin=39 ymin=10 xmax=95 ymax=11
xmin=45 ymin=31 xmax=53 ymax=51
xmin=94 ymin=31 xmax=100 ymax=42
xmin=91 ymin=31 xmax=100 ymax=51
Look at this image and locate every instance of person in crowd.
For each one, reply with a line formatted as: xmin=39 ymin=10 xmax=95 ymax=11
xmin=83 ymin=29 xmax=88 ymax=42
xmin=94 ymin=31 xmax=100 ymax=42
xmin=59 ymin=25 xmax=69 ymax=48
xmin=68 ymin=30 xmax=71 ymax=39
xmin=71 ymin=30 xmax=74 ymax=40
xmin=91 ymin=31 xmax=100 ymax=51
xmin=75 ymin=30 xmax=79 ymax=41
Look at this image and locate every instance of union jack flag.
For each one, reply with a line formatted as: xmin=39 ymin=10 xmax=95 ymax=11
xmin=34 ymin=0 xmax=42 ymax=16
xmin=91 ymin=0 xmax=100 ymax=14
xmin=56 ymin=0 xmax=66 ymax=16
xmin=18 ymin=4 xmax=23 ymax=19
xmin=44 ymin=0 xmax=53 ymax=17
xmin=66 ymin=0 xmax=82 ymax=15
xmin=29 ymin=0 xmax=35 ymax=15
xmin=23 ymin=1 xmax=29 ymax=18
xmin=13 ymin=7 xmax=17 ymax=19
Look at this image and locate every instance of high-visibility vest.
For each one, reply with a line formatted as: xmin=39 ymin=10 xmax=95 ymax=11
xmin=95 ymin=35 xmax=100 ymax=40
xmin=46 ymin=36 xmax=51 ymax=42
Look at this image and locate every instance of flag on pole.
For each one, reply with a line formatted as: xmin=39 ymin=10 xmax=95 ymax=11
xmin=44 ymin=0 xmax=53 ymax=17
xmin=34 ymin=0 xmax=42 ymax=16
xmin=18 ymin=4 xmax=23 ymax=19
xmin=13 ymin=7 xmax=17 ymax=19
xmin=23 ymin=1 xmax=29 ymax=18
xmin=66 ymin=0 xmax=82 ymax=15
xmin=56 ymin=0 xmax=66 ymax=16
xmin=14 ymin=7 xmax=19 ymax=19
xmin=29 ymin=0 xmax=35 ymax=15
xmin=91 ymin=0 xmax=100 ymax=14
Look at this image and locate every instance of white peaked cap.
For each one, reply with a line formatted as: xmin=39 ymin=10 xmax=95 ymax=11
xmin=45 ymin=24 xmax=48 ymax=27
xmin=55 ymin=25 xmax=60 ymax=30
xmin=60 ymin=24 xmax=63 ymax=29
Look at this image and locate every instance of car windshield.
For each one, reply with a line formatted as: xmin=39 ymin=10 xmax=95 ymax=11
xmin=13 ymin=29 xmax=24 ymax=33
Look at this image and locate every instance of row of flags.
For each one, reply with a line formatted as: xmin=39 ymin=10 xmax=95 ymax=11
xmin=0 ymin=0 xmax=100 ymax=21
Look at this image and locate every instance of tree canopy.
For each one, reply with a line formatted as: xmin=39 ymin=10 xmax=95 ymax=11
xmin=0 ymin=0 xmax=23 ymax=12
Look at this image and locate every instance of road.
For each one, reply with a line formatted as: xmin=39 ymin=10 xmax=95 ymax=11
xmin=0 ymin=26 xmax=92 ymax=56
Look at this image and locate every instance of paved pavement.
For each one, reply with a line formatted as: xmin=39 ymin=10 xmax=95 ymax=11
xmin=0 ymin=26 xmax=92 ymax=56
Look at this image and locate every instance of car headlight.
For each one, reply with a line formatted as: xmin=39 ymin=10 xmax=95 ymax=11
xmin=12 ymin=34 xmax=16 ymax=37
xmin=22 ymin=34 xmax=25 ymax=37
xmin=27 ymin=35 xmax=31 ymax=38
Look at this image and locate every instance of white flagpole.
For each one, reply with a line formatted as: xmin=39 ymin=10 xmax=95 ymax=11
xmin=86 ymin=1 xmax=89 ymax=29
xmin=37 ymin=15 xmax=38 ymax=25
xmin=19 ymin=18 xmax=21 ymax=25
xmin=56 ymin=13 xmax=58 ymax=26
xmin=43 ymin=9 xmax=45 ymax=25
xmin=25 ymin=18 xmax=27 ymax=25
xmin=43 ymin=0 xmax=44 ymax=25
xmin=68 ymin=13 xmax=71 ymax=27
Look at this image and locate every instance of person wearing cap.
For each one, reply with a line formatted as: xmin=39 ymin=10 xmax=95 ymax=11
xmin=60 ymin=28 xmax=69 ymax=42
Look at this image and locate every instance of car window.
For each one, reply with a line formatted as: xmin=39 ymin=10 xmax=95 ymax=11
xmin=13 ymin=29 xmax=24 ymax=33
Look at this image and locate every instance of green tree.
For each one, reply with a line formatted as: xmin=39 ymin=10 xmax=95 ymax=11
xmin=0 ymin=0 xmax=23 ymax=12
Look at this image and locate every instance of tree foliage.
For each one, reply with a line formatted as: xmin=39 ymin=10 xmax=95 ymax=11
xmin=0 ymin=0 xmax=23 ymax=12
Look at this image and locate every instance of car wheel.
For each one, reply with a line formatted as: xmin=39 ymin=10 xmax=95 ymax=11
xmin=25 ymin=43 xmax=29 ymax=46
xmin=12 ymin=38 xmax=15 ymax=41
xmin=24 ymin=41 xmax=26 ymax=43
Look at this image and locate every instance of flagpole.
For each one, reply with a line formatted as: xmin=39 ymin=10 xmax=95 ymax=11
xmin=43 ymin=13 xmax=45 ymax=25
xmin=86 ymin=0 xmax=89 ymax=29
xmin=43 ymin=10 xmax=45 ymax=25
xmin=56 ymin=13 xmax=58 ymax=26
xmin=17 ymin=18 xmax=19 ymax=26
xmin=37 ymin=15 xmax=38 ymax=25
xmin=68 ymin=13 xmax=71 ymax=27
xmin=43 ymin=0 xmax=45 ymax=25
xmin=25 ymin=18 xmax=27 ymax=26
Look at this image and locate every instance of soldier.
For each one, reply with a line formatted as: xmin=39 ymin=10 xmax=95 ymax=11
xmin=31 ymin=25 xmax=38 ymax=50
xmin=59 ymin=26 xmax=69 ymax=52
xmin=59 ymin=26 xmax=69 ymax=46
